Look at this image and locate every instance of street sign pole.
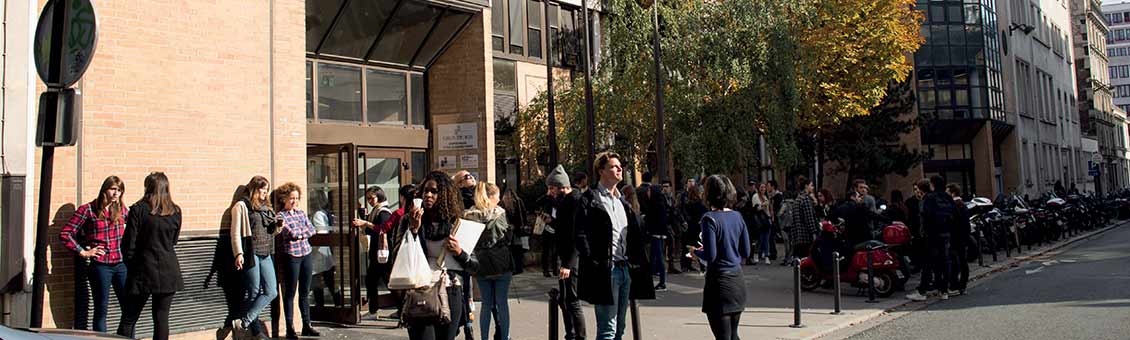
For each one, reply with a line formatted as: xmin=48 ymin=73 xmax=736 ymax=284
xmin=29 ymin=0 xmax=68 ymax=327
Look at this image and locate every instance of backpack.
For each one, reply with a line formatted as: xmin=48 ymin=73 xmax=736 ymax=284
xmin=927 ymin=193 xmax=956 ymax=235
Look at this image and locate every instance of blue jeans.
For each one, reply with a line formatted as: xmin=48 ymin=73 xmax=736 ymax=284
xmin=650 ymin=237 xmax=666 ymax=286
xmin=759 ymin=228 xmax=772 ymax=258
xmin=594 ymin=265 xmax=631 ymax=340
xmin=242 ymin=255 xmax=278 ymax=334
xmin=283 ymin=255 xmax=313 ymax=330
xmin=89 ymin=262 xmax=127 ymax=332
xmin=476 ymin=273 xmax=512 ymax=340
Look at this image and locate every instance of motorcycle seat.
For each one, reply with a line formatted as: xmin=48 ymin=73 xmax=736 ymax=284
xmin=854 ymin=240 xmax=887 ymax=251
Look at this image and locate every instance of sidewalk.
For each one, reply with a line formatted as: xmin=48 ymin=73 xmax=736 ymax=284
xmin=309 ymin=221 xmax=1127 ymax=340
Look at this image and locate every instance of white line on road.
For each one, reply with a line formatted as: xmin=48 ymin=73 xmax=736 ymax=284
xmin=1025 ymin=266 xmax=1045 ymax=275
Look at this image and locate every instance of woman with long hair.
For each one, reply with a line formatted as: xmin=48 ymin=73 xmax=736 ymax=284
xmin=464 ymin=182 xmax=513 ymax=340
xmin=816 ymin=189 xmax=835 ymax=220
xmin=116 ymin=172 xmax=183 ymax=340
xmin=397 ymin=171 xmax=480 ymax=340
xmin=681 ymin=185 xmax=709 ymax=272
xmin=694 ymin=175 xmax=750 ymax=340
xmin=498 ymin=187 xmax=527 ymax=275
xmin=275 ymin=183 xmax=320 ymax=338
xmin=230 ymin=176 xmax=280 ymax=339
xmin=59 ymin=175 xmax=129 ymax=332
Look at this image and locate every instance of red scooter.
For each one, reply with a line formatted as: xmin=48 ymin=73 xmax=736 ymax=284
xmin=800 ymin=220 xmax=902 ymax=297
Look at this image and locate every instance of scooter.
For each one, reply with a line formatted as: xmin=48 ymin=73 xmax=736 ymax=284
xmin=800 ymin=220 xmax=903 ymax=298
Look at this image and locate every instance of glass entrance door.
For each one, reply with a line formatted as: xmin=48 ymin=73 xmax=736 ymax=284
xmin=356 ymin=149 xmax=409 ymax=313
xmin=306 ymin=144 xmax=362 ymax=324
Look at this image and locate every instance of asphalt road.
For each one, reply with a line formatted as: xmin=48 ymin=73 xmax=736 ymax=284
xmin=845 ymin=223 xmax=1130 ymax=340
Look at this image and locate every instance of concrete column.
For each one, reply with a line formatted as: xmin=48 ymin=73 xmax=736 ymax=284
xmin=1000 ymin=129 xmax=1022 ymax=194
xmin=972 ymin=120 xmax=999 ymax=198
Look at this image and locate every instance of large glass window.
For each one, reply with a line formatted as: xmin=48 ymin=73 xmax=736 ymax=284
xmin=371 ymin=2 xmax=442 ymax=65
xmin=318 ymin=63 xmax=363 ymax=122
xmin=367 ymin=69 xmax=407 ymax=125
xmin=492 ymin=0 xmax=507 ymax=51
xmin=416 ymin=11 xmax=474 ymax=67
xmin=319 ymin=0 xmax=397 ymax=59
xmin=494 ymin=59 xmax=517 ymax=92
xmin=509 ymin=0 xmax=526 ymax=54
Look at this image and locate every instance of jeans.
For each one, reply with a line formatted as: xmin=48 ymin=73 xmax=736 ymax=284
xmin=116 ymin=292 xmax=175 ymax=340
xmin=242 ymin=255 xmax=278 ymax=334
xmin=72 ymin=257 xmax=90 ymax=330
xmin=917 ymin=235 xmax=952 ymax=294
xmin=594 ymin=265 xmax=631 ymax=340
xmin=706 ymin=312 xmax=741 ymax=340
xmin=560 ymin=277 xmax=587 ymax=340
xmin=650 ymin=237 xmax=666 ymax=286
xmin=476 ymin=273 xmax=512 ymax=340
xmin=89 ymin=262 xmax=128 ymax=332
xmin=758 ymin=229 xmax=772 ymax=259
xmin=283 ymin=255 xmax=313 ymax=331
xmin=950 ymin=240 xmax=969 ymax=291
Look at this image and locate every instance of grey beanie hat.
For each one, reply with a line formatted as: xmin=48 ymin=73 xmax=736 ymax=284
xmin=546 ymin=165 xmax=571 ymax=187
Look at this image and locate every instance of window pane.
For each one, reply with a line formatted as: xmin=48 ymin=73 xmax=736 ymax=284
xmin=548 ymin=4 xmax=558 ymax=28
xmin=938 ymin=89 xmax=952 ymax=107
xmin=411 ymin=73 xmax=425 ymax=125
xmin=306 ymin=61 xmax=313 ymax=119
xmin=930 ymin=5 xmax=945 ymax=23
xmin=918 ymin=68 xmax=935 ymax=88
xmin=306 ymin=0 xmax=345 ymax=52
xmin=931 ymin=25 xmax=947 ymax=46
xmin=529 ymin=29 xmax=543 ymax=58
xmin=510 ymin=0 xmax=525 ymax=53
xmin=415 ymin=11 xmax=473 ymax=67
xmin=319 ymin=0 xmax=397 ymax=59
xmin=492 ymin=0 xmax=506 ymax=39
xmin=317 ymin=63 xmax=362 ymax=122
xmin=955 ymin=88 xmax=969 ymax=106
xmin=372 ymin=2 xmax=442 ymax=65
xmin=528 ymin=0 xmax=542 ymax=29
xmin=367 ymin=69 xmax=407 ymax=125
xmin=949 ymin=25 xmax=965 ymax=45
xmin=947 ymin=5 xmax=962 ymax=23
xmin=494 ymin=59 xmax=516 ymax=92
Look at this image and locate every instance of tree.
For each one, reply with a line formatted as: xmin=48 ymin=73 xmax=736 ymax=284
xmin=821 ymin=79 xmax=930 ymax=192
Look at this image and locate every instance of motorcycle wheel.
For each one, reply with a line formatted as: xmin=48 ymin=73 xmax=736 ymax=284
xmin=872 ymin=271 xmax=896 ymax=298
xmin=800 ymin=266 xmax=821 ymax=291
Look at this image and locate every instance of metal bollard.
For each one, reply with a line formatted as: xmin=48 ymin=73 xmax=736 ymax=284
xmin=831 ymin=252 xmax=842 ymax=315
xmin=631 ymin=299 xmax=642 ymax=340
xmin=548 ymin=287 xmax=560 ymax=340
xmin=866 ymin=250 xmax=878 ymax=303
xmin=790 ymin=259 xmax=804 ymax=328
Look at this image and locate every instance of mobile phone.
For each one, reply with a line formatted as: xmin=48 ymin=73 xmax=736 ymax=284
xmin=413 ymin=198 xmax=423 ymax=209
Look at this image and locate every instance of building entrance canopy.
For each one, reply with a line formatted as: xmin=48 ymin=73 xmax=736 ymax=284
xmin=306 ymin=0 xmax=481 ymax=71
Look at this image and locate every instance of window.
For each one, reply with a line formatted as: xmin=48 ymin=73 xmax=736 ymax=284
xmin=306 ymin=61 xmax=313 ymax=119
xmin=528 ymin=0 xmax=543 ymax=59
xmin=509 ymin=0 xmax=525 ymax=54
xmin=366 ymin=69 xmax=407 ymax=125
xmin=492 ymin=0 xmax=506 ymax=51
xmin=494 ymin=58 xmax=517 ymax=92
xmin=317 ymin=63 xmax=363 ymax=122
xmin=410 ymin=74 xmax=425 ymax=126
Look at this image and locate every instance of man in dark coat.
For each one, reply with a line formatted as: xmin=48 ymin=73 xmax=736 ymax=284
xmin=575 ymin=152 xmax=655 ymax=340
xmin=638 ymin=172 xmax=671 ymax=291
xmin=546 ymin=165 xmax=586 ymax=340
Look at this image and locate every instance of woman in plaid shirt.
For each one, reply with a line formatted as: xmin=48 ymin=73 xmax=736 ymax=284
xmin=58 ymin=175 xmax=129 ymax=332
xmin=275 ymin=183 xmax=319 ymax=339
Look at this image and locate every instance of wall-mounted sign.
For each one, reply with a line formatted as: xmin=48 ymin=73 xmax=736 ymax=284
xmin=461 ymin=155 xmax=479 ymax=169
xmin=438 ymin=155 xmax=457 ymax=169
xmin=437 ymin=123 xmax=478 ymax=150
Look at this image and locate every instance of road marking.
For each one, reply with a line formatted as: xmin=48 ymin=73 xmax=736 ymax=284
xmin=1042 ymin=260 xmax=1058 ymax=266
xmin=1059 ymin=259 xmax=1077 ymax=263
xmin=1025 ymin=267 xmax=1045 ymax=275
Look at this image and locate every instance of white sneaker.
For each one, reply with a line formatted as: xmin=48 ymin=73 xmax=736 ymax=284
xmin=947 ymin=290 xmax=963 ymax=296
xmin=906 ymin=292 xmax=927 ymax=301
xmin=764 ymin=257 xmax=771 ymax=265
xmin=940 ymin=292 xmax=949 ymax=300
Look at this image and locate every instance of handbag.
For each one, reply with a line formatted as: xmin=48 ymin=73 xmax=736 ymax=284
xmin=401 ymin=224 xmax=455 ymax=325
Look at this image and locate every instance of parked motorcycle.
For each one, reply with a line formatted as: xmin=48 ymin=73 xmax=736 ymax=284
xmin=801 ymin=220 xmax=903 ymax=298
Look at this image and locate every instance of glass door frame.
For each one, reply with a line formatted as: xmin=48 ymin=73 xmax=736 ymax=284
xmin=306 ymin=143 xmax=362 ymax=324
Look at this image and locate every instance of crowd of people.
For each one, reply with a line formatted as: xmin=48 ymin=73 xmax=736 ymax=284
xmin=61 ymin=158 xmax=980 ymax=340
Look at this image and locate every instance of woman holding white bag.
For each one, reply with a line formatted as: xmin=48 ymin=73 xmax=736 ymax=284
xmin=390 ymin=171 xmax=479 ymax=340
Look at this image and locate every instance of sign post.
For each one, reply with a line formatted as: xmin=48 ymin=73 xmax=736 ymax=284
xmin=29 ymin=0 xmax=97 ymax=327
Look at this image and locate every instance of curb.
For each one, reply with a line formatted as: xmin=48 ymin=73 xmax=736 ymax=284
xmin=799 ymin=219 xmax=1128 ymax=340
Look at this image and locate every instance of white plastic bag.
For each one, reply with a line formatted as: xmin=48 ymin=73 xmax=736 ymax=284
xmin=388 ymin=232 xmax=432 ymax=290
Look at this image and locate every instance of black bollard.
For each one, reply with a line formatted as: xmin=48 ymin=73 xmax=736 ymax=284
xmin=548 ymin=287 xmax=560 ymax=340
xmin=790 ymin=259 xmax=804 ymax=328
xmin=831 ymin=252 xmax=842 ymax=315
xmin=866 ymin=250 xmax=878 ymax=303
xmin=631 ymin=299 xmax=642 ymax=340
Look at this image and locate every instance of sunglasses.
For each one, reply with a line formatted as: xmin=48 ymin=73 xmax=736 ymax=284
xmin=422 ymin=187 xmax=440 ymax=194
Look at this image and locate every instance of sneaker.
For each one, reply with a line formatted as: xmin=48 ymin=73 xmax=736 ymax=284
xmin=947 ymin=289 xmax=963 ymax=296
xmin=763 ymin=257 xmax=771 ymax=265
xmin=361 ymin=312 xmax=381 ymax=321
xmin=906 ymin=292 xmax=928 ymax=301
xmin=940 ymin=292 xmax=949 ymax=300
xmin=654 ymin=284 xmax=667 ymax=291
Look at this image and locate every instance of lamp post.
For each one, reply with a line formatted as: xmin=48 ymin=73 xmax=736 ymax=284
xmin=582 ymin=0 xmax=596 ymax=177
xmin=545 ymin=0 xmax=558 ymax=167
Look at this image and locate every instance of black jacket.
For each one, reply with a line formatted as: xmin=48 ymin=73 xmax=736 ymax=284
xmin=554 ymin=190 xmax=583 ymax=269
xmin=122 ymin=201 xmax=184 ymax=295
xmin=638 ymin=184 xmax=670 ymax=238
xmin=921 ymin=191 xmax=955 ymax=237
xmin=575 ymin=186 xmax=655 ymax=304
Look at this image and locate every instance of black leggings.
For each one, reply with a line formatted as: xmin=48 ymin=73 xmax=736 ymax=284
xmin=407 ymin=283 xmax=466 ymax=340
xmin=706 ymin=312 xmax=741 ymax=340
xmin=116 ymin=292 xmax=175 ymax=340
xmin=283 ymin=255 xmax=313 ymax=330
